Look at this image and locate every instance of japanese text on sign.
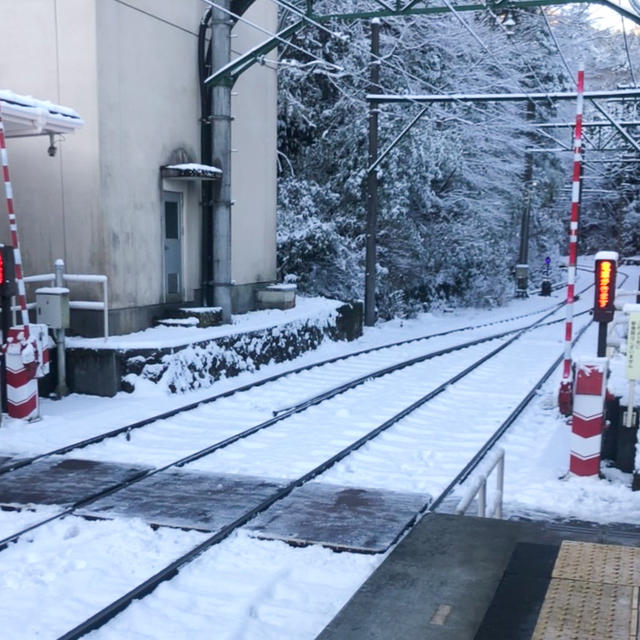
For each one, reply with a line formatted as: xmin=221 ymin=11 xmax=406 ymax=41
xmin=627 ymin=312 xmax=640 ymax=380
xmin=597 ymin=261 xmax=612 ymax=309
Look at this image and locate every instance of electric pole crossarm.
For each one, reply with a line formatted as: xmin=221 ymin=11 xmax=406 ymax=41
xmin=589 ymin=100 xmax=640 ymax=155
xmin=204 ymin=20 xmax=305 ymax=87
xmin=367 ymin=89 xmax=640 ymax=104
xmin=204 ymin=1 xmax=640 ymax=87
xmin=311 ymin=0 xmax=640 ymax=25
xmin=315 ymin=0 xmax=581 ymax=21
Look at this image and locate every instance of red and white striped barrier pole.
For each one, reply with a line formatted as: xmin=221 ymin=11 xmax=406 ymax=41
xmin=0 ymin=102 xmax=43 ymax=420
xmin=570 ymin=357 xmax=608 ymax=476
xmin=558 ymin=63 xmax=585 ymax=417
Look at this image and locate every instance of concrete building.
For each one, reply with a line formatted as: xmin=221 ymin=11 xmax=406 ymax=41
xmin=0 ymin=0 xmax=278 ymax=336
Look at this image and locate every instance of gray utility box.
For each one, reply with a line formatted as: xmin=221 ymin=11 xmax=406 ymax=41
xmin=36 ymin=287 xmax=70 ymax=329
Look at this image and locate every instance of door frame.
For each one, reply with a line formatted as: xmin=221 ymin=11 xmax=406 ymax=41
xmin=162 ymin=190 xmax=184 ymax=302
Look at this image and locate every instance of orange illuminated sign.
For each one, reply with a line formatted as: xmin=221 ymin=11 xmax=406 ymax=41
xmin=594 ymin=258 xmax=616 ymax=322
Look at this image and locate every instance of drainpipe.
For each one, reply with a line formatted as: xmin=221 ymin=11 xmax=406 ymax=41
xmin=211 ymin=0 xmax=233 ymax=323
xmin=198 ymin=9 xmax=214 ymax=306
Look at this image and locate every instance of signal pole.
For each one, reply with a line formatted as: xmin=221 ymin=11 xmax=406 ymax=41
xmin=558 ymin=63 xmax=585 ymax=416
xmin=515 ymin=100 xmax=536 ymax=297
xmin=364 ymin=19 xmax=380 ymax=327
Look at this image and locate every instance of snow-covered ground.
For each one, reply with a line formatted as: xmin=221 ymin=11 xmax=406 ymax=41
xmin=1 ymin=262 xmax=639 ymax=639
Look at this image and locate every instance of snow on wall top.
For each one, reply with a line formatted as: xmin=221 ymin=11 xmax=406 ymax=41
xmin=165 ymin=163 xmax=222 ymax=174
xmin=67 ymin=296 xmax=344 ymax=350
xmin=161 ymin=163 xmax=223 ymax=180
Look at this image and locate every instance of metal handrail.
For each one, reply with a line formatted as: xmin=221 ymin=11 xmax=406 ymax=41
xmin=455 ymin=448 xmax=505 ymax=518
xmin=20 ymin=268 xmax=109 ymax=338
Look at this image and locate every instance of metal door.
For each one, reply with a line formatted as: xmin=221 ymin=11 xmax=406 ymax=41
xmin=163 ymin=191 xmax=182 ymax=300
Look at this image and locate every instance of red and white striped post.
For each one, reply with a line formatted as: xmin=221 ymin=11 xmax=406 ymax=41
xmin=0 ymin=101 xmax=44 ymax=420
xmin=570 ymin=356 xmax=608 ymax=476
xmin=558 ymin=63 xmax=585 ymax=417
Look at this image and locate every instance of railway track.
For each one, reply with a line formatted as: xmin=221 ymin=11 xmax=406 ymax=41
xmin=0 ymin=289 xmax=599 ymax=639
xmin=0 ymin=306 xmax=570 ymax=547
xmin=0 ymin=297 xmax=567 ymax=477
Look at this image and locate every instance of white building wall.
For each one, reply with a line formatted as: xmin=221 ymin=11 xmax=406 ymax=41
xmin=0 ymin=0 xmax=278 ymax=330
xmin=95 ymin=0 xmax=204 ymax=309
xmin=0 ymin=0 xmax=102 ymax=280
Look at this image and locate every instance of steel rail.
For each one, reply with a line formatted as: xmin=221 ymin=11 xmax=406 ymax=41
xmin=0 ymin=300 xmax=565 ymax=477
xmin=429 ymin=270 xmax=631 ymax=512
xmin=0 ymin=319 xmax=546 ymax=551
xmin=55 ymin=304 xmax=581 ymax=640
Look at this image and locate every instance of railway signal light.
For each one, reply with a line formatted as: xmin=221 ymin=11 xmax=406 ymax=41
xmin=0 ymin=245 xmax=16 ymax=297
xmin=593 ymin=253 xmax=617 ymax=323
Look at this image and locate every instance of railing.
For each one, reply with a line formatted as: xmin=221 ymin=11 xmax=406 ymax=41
xmin=455 ymin=448 xmax=505 ymax=518
xmin=18 ymin=262 xmax=109 ymax=339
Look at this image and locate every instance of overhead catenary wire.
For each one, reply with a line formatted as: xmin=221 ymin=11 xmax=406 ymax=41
xmin=200 ymin=0 xmax=344 ymax=71
xmin=214 ymin=0 xmax=547 ymax=171
xmin=541 ymin=8 xmax=640 ymax=154
xmin=269 ymin=1 xmax=533 ymax=132
xmin=272 ymin=11 xmax=527 ymax=164
xmin=619 ymin=0 xmax=638 ymax=86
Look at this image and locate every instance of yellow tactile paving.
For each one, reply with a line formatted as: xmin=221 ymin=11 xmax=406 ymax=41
xmin=531 ymin=541 xmax=640 ymax=640
xmin=552 ymin=541 xmax=640 ymax=587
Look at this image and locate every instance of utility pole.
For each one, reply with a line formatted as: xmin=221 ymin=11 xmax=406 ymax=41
xmin=515 ymin=99 xmax=535 ymax=297
xmin=211 ymin=0 xmax=233 ymax=323
xmin=365 ymin=18 xmax=380 ymax=327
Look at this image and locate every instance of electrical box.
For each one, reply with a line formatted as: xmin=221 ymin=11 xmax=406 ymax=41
xmin=35 ymin=287 xmax=70 ymax=329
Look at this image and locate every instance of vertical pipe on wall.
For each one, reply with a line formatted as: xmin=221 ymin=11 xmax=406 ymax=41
xmin=211 ymin=0 xmax=233 ymax=323
xmin=199 ymin=9 xmax=214 ymax=307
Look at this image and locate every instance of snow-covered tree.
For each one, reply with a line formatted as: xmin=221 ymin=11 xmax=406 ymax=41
xmin=276 ymin=2 xmax=635 ymax=317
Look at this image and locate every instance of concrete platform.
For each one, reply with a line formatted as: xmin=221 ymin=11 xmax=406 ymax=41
xmin=317 ymin=513 xmax=640 ymax=640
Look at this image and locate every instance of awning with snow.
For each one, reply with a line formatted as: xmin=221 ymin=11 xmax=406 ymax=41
xmin=160 ymin=163 xmax=222 ymax=181
xmin=0 ymin=90 xmax=84 ymax=138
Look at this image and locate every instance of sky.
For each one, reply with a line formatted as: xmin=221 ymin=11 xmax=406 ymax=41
xmin=590 ymin=0 xmax=640 ymax=31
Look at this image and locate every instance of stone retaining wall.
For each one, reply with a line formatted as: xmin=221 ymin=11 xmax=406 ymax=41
xmin=65 ymin=302 xmax=363 ymax=396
